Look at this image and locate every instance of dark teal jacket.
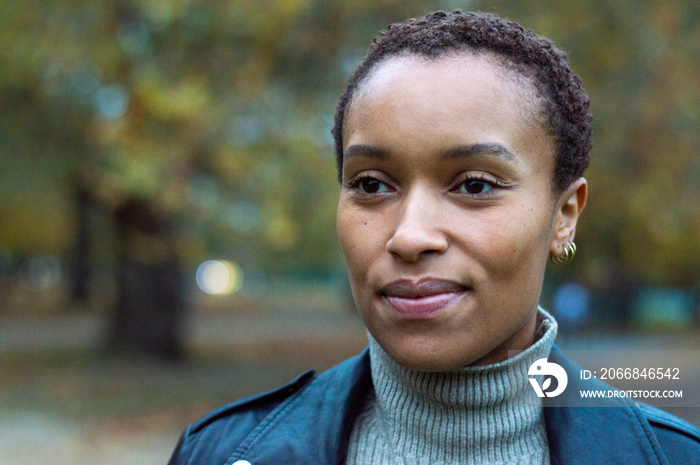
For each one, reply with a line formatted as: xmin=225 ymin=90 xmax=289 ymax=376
xmin=168 ymin=347 xmax=700 ymax=464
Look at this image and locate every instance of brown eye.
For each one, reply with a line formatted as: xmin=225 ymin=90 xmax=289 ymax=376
xmin=361 ymin=178 xmax=380 ymax=193
xmin=347 ymin=173 xmax=392 ymax=195
xmin=460 ymin=179 xmax=494 ymax=195
xmin=356 ymin=177 xmax=389 ymax=194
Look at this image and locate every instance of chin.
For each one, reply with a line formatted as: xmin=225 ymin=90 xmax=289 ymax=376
xmin=399 ymin=357 xmax=464 ymax=372
xmin=381 ymin=336 xmax=484 ymax=372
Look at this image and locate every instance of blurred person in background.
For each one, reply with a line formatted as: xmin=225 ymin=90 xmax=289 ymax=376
xmin=552 ymin=281 xmax=591 ymax=334
xmin=168 ymin=10 xmax=700 ymax=464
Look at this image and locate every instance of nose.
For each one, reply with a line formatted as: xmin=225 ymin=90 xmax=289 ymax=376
xmin=386 ymin=189 xmax=448 ymax=262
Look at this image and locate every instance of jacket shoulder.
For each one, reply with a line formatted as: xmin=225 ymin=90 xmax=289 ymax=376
xmin=168 ymin=350 xmax=371 ymax=465
xmin=637 ymin=403 xmax=700 ymax=464
xmin=639 ymin=403 xmax=700 ymax=441
xmin=168 ymin=369 xmax=316 ymax=465
xmin=545 ymin=346 xmax=700 ymax=464
xmin=190 ymin=369 xmax=316 ymax=434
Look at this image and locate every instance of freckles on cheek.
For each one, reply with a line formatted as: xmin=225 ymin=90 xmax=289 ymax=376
xmin=339 ymin=203 xmax=395 ymax=264
xmin=338 ymin=213 xmax=372 ymax=258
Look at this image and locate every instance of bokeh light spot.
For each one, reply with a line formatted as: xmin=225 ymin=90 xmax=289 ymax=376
xmin=94 ymin=84 xmax=129 ymax=119
xmin=18 ymin=256 xmax=62 ymax=292
xmin=196 ymin=260 xmax=243 ymax=295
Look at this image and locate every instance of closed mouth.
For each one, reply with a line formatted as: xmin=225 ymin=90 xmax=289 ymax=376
xmin=380 ymin=278 xmax=468 ymax=298
xmin=380 ymin=278 xmax=469 ymax=318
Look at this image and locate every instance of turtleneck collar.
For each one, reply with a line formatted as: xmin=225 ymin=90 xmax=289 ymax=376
xmin=346 ymin=308 xmax=558 ymax=465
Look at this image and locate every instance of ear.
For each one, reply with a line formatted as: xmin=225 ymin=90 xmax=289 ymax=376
xmin=549 ymin=177 xmax=587 ymax=257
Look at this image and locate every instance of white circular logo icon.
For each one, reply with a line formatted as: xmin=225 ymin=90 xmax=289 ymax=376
xmin=528 ymin=358 xmax=568 ymax=397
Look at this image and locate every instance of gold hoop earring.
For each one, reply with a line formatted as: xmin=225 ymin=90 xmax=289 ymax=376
xmin=550 ymin=241 xmax=576 ymax=265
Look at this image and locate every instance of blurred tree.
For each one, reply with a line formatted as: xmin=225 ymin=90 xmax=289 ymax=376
xmin=0 ymin=0 xmax=698 ymax=354
xmin=487 ymin=0 xmax=700 ymax=317
xmin=0 ymin=0 xmax=446 ymax=356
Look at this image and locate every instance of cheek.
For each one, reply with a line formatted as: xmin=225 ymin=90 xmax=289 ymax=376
xmin=337 ymin=198 xmax=395 ymax=255
xmin=471 ymin=204 xmax=552 ymax=279
xmin=337 ymin=203 xmax=374 ymax=281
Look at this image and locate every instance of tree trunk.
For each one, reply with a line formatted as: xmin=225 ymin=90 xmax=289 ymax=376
xmin=106 ymin=198 xmax=187 ymax=361
xmin=69 ymin=185 xmax=91 ymax=305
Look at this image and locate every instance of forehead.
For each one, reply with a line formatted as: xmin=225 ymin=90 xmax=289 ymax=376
xmin=344 ymin=53 xmax=551 ymax=164
xmin=348 ymin=52 xmax=541 ymax=134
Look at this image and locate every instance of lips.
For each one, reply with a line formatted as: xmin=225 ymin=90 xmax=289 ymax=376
xmin=380 ymin=278 xmax=468 ymax=318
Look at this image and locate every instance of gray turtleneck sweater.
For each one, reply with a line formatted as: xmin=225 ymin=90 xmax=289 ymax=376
xmin=346 ymin=309 xmax=557 ymax=465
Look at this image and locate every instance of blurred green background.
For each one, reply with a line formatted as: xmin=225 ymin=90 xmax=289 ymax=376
xmin=1 ymin=0 xmax=698 ymax=463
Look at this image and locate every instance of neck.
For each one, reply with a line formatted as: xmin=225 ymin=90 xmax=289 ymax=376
xmin=347 ymin=308 xmax=558 ymax=465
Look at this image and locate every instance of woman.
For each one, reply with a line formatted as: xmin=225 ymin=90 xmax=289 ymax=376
xmin=169 ymin=11 xmax=700 ymax=464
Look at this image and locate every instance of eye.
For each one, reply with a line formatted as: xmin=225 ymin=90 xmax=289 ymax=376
xmin=348 ymin=175 xmax=391 ymax=194
xmin=359 ymin=177 xmax=387 ymax=194
xmin=457 ymin=178 xmax=494 ymax=195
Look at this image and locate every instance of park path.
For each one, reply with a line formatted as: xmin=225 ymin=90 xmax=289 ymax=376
xmin=0 ymin=308 xmax=366 ymax=352
xmin=2 ymin=307 xmax=699 ymax=351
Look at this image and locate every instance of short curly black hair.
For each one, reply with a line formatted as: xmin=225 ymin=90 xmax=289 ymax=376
xmin=332 ymin=10 xmax=592 ymax=192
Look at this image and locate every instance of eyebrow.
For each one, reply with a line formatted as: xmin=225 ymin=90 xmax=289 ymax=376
xmin=343 ymin=143 xmax=517 ymax=163
xmin=343 ymin=144 xmax=389 ymax=160
xmin=443 ymin=143 xmax=517 ymax=162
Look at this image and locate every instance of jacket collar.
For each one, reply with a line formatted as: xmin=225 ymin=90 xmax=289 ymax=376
xmin=230 ymin=346 xmax=668 ymax=465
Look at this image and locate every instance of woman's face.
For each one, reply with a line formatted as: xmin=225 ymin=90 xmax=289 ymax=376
xmin=337 ymin=53 xmax=586 ymax=371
